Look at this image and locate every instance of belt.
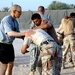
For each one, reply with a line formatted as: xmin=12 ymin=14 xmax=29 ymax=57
xmin=40 ymin=40 xmax=54 ymax=46
xmin=57 ymin=32 xmax=64 ymax=38
xmin=57 ymin=32 xmax=63 ymax=36
xmin=0 ymin=40 xmax=11 ymax=44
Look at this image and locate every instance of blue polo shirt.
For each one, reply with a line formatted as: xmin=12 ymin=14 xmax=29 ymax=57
xmin=0 ymin=15 xmax=20 ymax=43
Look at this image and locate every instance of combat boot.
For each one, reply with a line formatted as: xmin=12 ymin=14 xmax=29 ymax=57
xmin=29 ymin=71 xmax=34 ymax=75
xmin=61 ymin=61 xmax=65 ymax=69
xmin=68 ymin=62 xmax=74 ymax=67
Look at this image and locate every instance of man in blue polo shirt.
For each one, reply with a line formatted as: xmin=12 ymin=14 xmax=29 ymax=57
xmin=0 ymin=4 xmax=26 ymax=75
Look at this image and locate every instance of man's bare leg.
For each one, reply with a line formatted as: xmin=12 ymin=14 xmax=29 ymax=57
xmin=0 ymin=62 xmax=7 ymax=75
xmin=5 ymin=62 xmax=14 ymax=75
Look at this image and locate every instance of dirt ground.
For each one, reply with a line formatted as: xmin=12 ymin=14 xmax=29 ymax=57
xmin=12 ymin=55 xmax=75 ymax=75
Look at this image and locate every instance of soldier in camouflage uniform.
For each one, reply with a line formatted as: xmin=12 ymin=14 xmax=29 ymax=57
xmin=29 ymin=44 xmax=42 ymax=75
xmin=21 ymin=27 xmax=61 ymax=75
xmin=57 ymin=13 xmax=75 ymax=70
xmin=30 ymin=13 xmax=62 ymax=75
xmin=62 ymin=35 xmax=73 ymax=68
xmin=29 ymin=6 xmax=52 ymax=75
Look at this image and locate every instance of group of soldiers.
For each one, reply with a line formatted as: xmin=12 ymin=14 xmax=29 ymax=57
xmin=25 ymin=6 xmax=75 ymax=75
xmin=0 ymin=4 xmax=74 ymax=75
xmin=22 ymin=6 xmax=62 ymax=75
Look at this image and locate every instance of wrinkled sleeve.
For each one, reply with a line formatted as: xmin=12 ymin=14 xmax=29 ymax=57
xmin=3 ymin=21 xmax=12 ymax=33
xmin=23 ymin=37 xmax=31 ymax=46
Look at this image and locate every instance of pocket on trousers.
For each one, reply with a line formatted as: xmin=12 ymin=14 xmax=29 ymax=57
xmin=47 ymin=59 xmax=52 ymax=70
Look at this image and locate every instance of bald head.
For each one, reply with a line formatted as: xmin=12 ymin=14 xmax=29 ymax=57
xmin=38 ymin=6 xmax=45 ymax=14
xmin=10 ymin=4 xmax=22 ymax=12
xmin=38 ymin=6 xmax=45 ymax=12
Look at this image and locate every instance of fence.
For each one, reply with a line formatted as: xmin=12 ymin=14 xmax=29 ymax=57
xmin=0 ymin=9 xmax=74 ymax=29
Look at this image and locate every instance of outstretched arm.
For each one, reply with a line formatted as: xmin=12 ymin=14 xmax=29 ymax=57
xmin=7 ymin=31 xmax=25 ymax=38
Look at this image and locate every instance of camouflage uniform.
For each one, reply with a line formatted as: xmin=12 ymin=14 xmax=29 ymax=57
xmin=30 ymin=44 xmax=41 ymax=71
xmin=29 ymin=15 xmax=51 ymax=75
xmin=29 ymin=15 xmax=62 ymax=75
xmin=56 ymin=32 xmax=63 ymax=74
xmin=63 ymin=34 xmax=75 ymax=68
xmin=61 ymin=18 xmax=75 ymax=69
xmin=62 ymin=39 xmax=73 ymax=68
xmin=55 ymin=45 xmax=62 ymax=75
xmin=56 ymin=31 xmax=73 ymax=68
xmin=40 ymin=41 xmax=62 ymax=75
xmin=29 ymin=22 xmax=42 ymax=75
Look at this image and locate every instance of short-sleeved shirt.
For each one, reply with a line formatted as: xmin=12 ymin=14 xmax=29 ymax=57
xmin=40 ymin=14 xmax=50 ymax=21
xmin=23 ymin=29 xmax=54 ymax=46
xmin=0 ymin=15 xmax=20 ymax=43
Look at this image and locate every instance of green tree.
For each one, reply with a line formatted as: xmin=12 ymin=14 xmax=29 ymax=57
xmin=2 ymin=7 xmax=9 ymax=12
xmin=48 ymin=1 xmax=74 ymax=10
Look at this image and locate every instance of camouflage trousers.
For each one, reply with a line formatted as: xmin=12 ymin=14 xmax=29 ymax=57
xmin=29 ymin=42 xmax=62 ymax=75
xmin=62 ymin=40 xmax=72 ymax=63
xmin=55 ymin=45 xmax=62 ymax=75
xmin=63 ymin=35 xmax=75 ymax=67
xmin=30 ymin=44 xmax=41 ymax=72
xmin=40 ymin=41 xmax=62 ymax=75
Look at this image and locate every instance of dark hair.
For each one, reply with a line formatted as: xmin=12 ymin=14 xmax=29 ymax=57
xmin=70 ymin=12 xmax=75 ymax=18
xmin=31 ymin=13 xmax=41 ymax=20
xmin=38 ymin=6 xmax=45 ymax=12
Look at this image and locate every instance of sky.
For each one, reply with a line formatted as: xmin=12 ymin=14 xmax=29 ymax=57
xmin=0 ymin=0 xmax=75 ymax=11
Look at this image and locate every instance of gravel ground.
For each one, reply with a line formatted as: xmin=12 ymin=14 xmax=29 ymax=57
xmin=12 ymin=38 xmax=75 ymax=75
